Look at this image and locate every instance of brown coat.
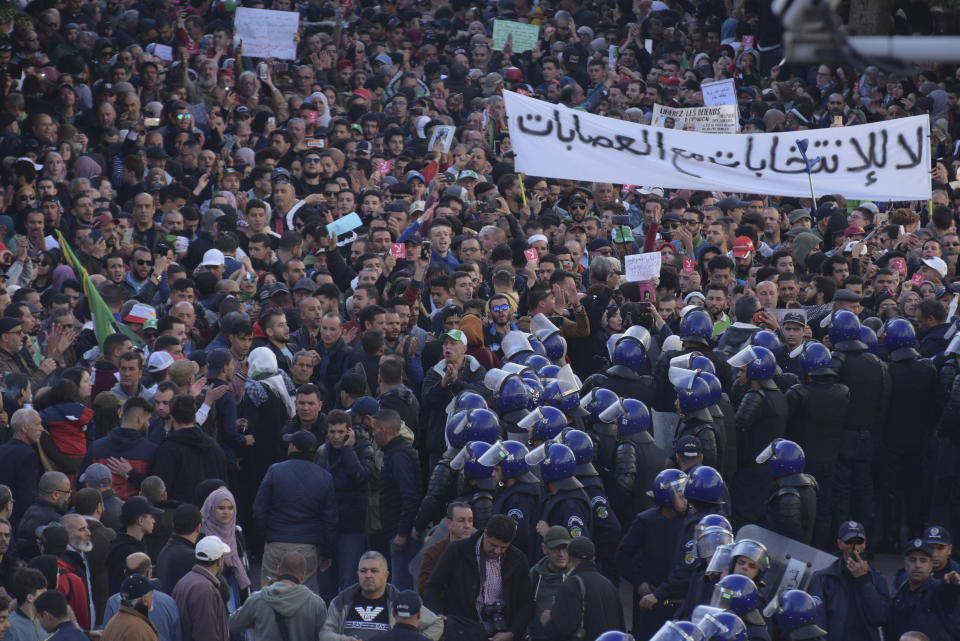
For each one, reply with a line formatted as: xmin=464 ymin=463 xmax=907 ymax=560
xmin=417 ymin=537 xmax=452 ymax=595
xmin=102 ymin=605 xmax=158 ymax=641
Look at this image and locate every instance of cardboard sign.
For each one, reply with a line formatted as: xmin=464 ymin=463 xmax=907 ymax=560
xmin=377 ymin=160 xmax=392 ymax=174
xmin=625 ymin=252 xmax=662 ymax=282
xmin=891 ymin=257 xmax=907 ymax=275
xmin=390 ymin=243 xmax=406 ymax=258
xmin=701 ymin=78 xmax=738 ymax=106
xmin=492 ymin=20 xmax=540 ymax=52
xmin=524 ymin=248 xmax=539 ymax=266
xmin=326 ymin=212 xmax=363 ymax=237
xmin=682 ymin=257 xmax=696 ymax=273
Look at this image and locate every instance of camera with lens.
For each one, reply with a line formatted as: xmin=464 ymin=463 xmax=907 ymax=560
xmin=481 ymin=602 xmax=508 ymax=633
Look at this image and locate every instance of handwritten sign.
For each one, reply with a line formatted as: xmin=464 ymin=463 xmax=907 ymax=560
xmin=428 ymin=125 xmax=456 ymax=153
xmin=625 ymin=252 xmax=662 ymax=282
xmin=234 ymin=7 xmax=300 ymax=60
xmin=503 ymin=90 xmax=931 ymax=201
xmin=492 ymin=20 xmax=540 ymax=52
xmin=701 ymin=78 xmax=737 ymax=106
xmin=652 ymin=104 xmax=738 ymax=134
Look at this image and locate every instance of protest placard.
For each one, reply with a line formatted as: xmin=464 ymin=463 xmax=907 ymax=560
xmin=492 ymin=20 xmax=540 ymax=52
xmin=625 ymin=252 xmax=663 ymax=282
xmin=428 ymin=125 xmax=456 ymax=153
xmin=652 ymin=104 xmax=738 ymax=134
xmin=701 ymin=78 xmax=738 ymax=106
xmin=234 ymin=8 xmax=300 ymax=60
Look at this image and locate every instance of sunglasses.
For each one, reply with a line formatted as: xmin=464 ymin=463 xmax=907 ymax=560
xmin=176 ymin=113 xmax=193 ymax=120
xmin=682 ymin=219 xmax=700 ymax=226
xmin=20 ymin=195 xmax=36 ymax=202
xmin=304 ymin=157 xmax=321 ymax=164
xmin=569 ymin=203 xmax=586 ymax=210
xmin=324 ymin=190 xmax=339 ymax=196
xmin=664 ymin=223 xmax=681 ymax=230
xmin=135 ymin=259 xmax=154 ymax=266
xmin=491 ymin=304 xmax=510 ymax=312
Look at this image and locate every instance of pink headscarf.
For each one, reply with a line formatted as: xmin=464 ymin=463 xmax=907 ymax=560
xmin=200 ymin=487 xmax=251 ymax=589
xmin=74 ymin=156 xmax=102 ymax=179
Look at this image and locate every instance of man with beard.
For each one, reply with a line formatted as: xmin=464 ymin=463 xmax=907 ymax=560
xmin=291 ymin=296 xmax=323 ymax=351
xmin=18 ymin=471 xmax=71 ymax=559
xmin=60 ymin=514 xmax=96 ymax=629
xmin=484 ymin=293 xmax=518 ymax=357
xmin=0 ymin=517 xmax=16 ymax=587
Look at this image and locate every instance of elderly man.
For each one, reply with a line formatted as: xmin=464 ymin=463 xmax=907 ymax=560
xmin=101 ymin=574 xmax=158 ymax=641
xmin=102 ymin=552 xmax=179 ymax=641
xmin=321 ymin=551 xmax=443 ymax=641
xmin=0 ymin=408 xmax=44 ymax=525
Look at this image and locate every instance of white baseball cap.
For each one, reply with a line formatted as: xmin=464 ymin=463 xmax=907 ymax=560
xmin=195 ymin=535 xmax=231 ymax=561
xmin=147 ymin=350 xmax=174 ymax=373
xmin=922 ymin=257 xmax=948 ymax=278
xmin=200 ymin=249 xmax=225 ymax=267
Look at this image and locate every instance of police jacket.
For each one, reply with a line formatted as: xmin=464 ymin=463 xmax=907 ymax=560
xmin=610 ymin=432 xmax=664 ymax=519
xmin=807 ymin=558 xmax=890 ymax=641
xmin=492 ymin=476 xmax=541 ymax=559
xmin=653 ymin=508 xmax=720 ymax=604
xmin=939 ymin=372 xmax=960 ymax=443
xmin=886 ymin=355 xmax=939 ymax=445
xmin=579 ymin=473 xmax=621 ymax=559
xmin=764 ymin=473 xmax=818 ymax=545
xmin=785 ymin=381 xmax=850 ymax=464
xmin=414 ymin=453 xmax=459 ymax=534
xmin=423 ymin=530 xmax=533 ymax=641
xmin=735 ymin=383 xmax=788 ymax=466
xmin=616 ymin=506 xmax=685 ymax=589
xmin=832 ymin=348 xmax=890 ymax=433
xmin=542 ymin=560 xmax=624 ymax=641
xmin=582 ymin=368 xmax=656 ymax=407
xmin=537 ymin=480 xmax=593 ymax=540
xmin=652 ymin=348 xmax=733 ymax=412
xmin=885 ymin=576 xmax=960 ymax=641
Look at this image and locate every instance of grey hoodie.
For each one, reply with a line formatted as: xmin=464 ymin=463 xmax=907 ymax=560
xmin=528 ymin=556 xmax=567 ymax=641
xmin=228 ymin=581 xmax=327 ymax=641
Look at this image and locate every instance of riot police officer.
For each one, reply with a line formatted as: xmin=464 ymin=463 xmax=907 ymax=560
xmin=485 ymin=368 xmax=533 ymax=442
xmin=771 ymin=590 xmax=827 ymax=641
xmin=757 ymin=439 xmax=819 ymax=545
xmin=486 ymin=440 xmax=541 ymax=558
xmin=450 ymin=441 xmax=499 ymax=530
xmin=530 ymin=314 xmax=568 ymax=366
xmin=674 ymin=514 xmax=735 ymax=620
xmin=412 ymin=408 xmax=500 ymax=538
xmin=710 ymin=574 xmax=771 ymax=641
xmin=530 ymin=442 xmax=594 ymax=542
xmin=671 ymin=368 xmax=723 ymax=469
xmin=674 ymin=352 xmax=737 ymax=479
xmin=582 ymin=326 xmax=657 ymax=406
xmin=749 ymin=330 xmax=801 ymax=396
xmin=785 ymin=341 xmax=850 ymax=549
xmin=827 ymin=310 xmax=891 ymax=536
xmin=599 ymin=397 xmax=666 ymax=523
xmin=517 ymin=405 xmax=567 ymax=449
xmin=877 ymin=318 xmax=939 ymax=548
xmin=727 ymin=345 xmax=788 ymax=529
xmin=579 ymin=387 xmax=622 ymax=491
xmin=617 ymin=469 xmax=688 ymax=639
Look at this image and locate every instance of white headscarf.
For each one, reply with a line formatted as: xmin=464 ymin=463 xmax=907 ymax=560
xmin=247 ymin=347 xmax=295 ymax=418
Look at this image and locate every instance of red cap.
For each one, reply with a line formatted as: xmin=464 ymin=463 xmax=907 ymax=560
xmin=656 ymin=242 xmax=677 ymax=253
xmin=353 ymin=88 xmax=373 ymax=100
xmin=732 ymin=236 xmax=755 ymax=258
xmin=503 ymin=67 xmax=523 ymax=82
xmin=336 ymin=59 xmax=354 ymax=71
xmin=843 ymin=225 xmax=866 ymax=237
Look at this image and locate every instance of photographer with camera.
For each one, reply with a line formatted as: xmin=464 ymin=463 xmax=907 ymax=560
xmin=424 ymin=514 xmax=533 ymax=641
xmin=542 ymin=536 xmax=623 ymax=641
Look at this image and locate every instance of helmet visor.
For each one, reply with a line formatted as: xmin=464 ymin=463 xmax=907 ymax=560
xmin=649 ymin=622 xmax=701 ymax=641
xmin=755 ymin=441 xmax=776 ymax=465
xmin=517 ymin=408 xmax=544 ymax=430
xmin=598 ymin=400 xmax=625 ymax=424
xmin=478 ymin=439 xmax=506 ymax=466
xmin=691 ymin=606 xmax=727 ymax=640
xmin=705 ymin=543 xmax=734 ymax=575
xmin=450 ymin=446 xmax=469 ymax=470
xmin=696 ymin=526 xmax=734 ymax=559
xmin=669 ymin=366 xmax=699 ymax=390
xmin=728 ymin=346 xmax=759 ymax=368
xmin=524 ymin=442 xmax=548 ymax=465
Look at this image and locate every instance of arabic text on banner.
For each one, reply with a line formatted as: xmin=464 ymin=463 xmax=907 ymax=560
xmin=502 ymin=91 xmax=931 ymax=201
xmin=652 ymin=104 xmax=739 ymax=134
xmin=234 ymin=8 xmax=300 ymax=60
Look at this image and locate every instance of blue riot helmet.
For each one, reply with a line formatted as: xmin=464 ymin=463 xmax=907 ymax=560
xmin=728 ymin=539 xmax=771 ymax=582
xmin=859 ymin=325 xmax=878 ymax=355
xmin=610 ymin=325 xmax=652 ymax=376
xmin=484 ymin=369 xmax=531 ymax=421
xmin=692 ymin=607 xmax=748 ymax=641
xmin=703 ymin=372 xmax=724 ymax=419
xmin=517 ymin=406 xmax=568 ymax=442
xmin=671 ymin=367 xmax=716 ymax=422
xmin=711 ymin=574 xmax=760 ymax=616
xmin=756 ymin=438 xmax=806 ymax=477
xmin=542 ymin=365 xmax=584 ymax=415
xmin=798 ymin=341 xmax=835 ymax=376
xmin=750 ymin=330 xmax=784 ymax=361
xmin=531 ymin=314 xmax=567 ymax=362
xmin=728 ymin=345 xmax=777 ymax=380
xmin=478 ymin=440 xmax=531 ymax=479
xmin=522 ymin=353 xmax=552 ymax=371
xmin=598 ymin=398 xmax=651 ymax=436
xmin=774 ymin=590 xmax=827 ymax=639
xmin=696 ymin=513 xmax=733 ymax=533
xmin=461 ymin=442 xmax=495 ymax=480
xmin=884 ymin=317 xmax=917 ymax=351
xmin=534 ymin=442 xmax=577 ymax=485
xmin=696 ymin=525 xmax=735 ymax=560
xmin=649 ymin=621 xmax=706 ymax=641
xmin=670 ymin=351 xmax=716 ymax=375
xmin=527 ymin=332 xmax=548 ymax=357
xmin=523 ymin=377 xmax=544 ymax=409
xmin=501 ymin=331 xmax=534 ymax=364
xmin=685 ymin=465 xmax=726 ymax=505
xmin=706 ymin=543 xmax=735 ymax=576
xmin=679 ymin=308 xmax=714 ymax=347
xmin=647 ymin=468 xmax=689 ymax=508
xmin=453 ymin=391 xmax=488 ymax=412
xmin=558 ymin=428 xmax=597 ymax=475
xmin=579 ymin=388 xmax=619 ymax=424
xmin=827 ymin=309 xmax=861 ymax=344
xmin=595 ymin=633 xmax=636 ymax=641
xmin=540 ymin=364 xmax=561 ymax=379
xmin=445 ymin=408 xmax=500 ymax=450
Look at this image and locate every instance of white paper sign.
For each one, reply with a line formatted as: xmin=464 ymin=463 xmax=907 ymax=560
xmin=652 ymin=104 xmax=738 ymax=134
xmin=428 ymin=125 xmax=456 ymax=153
xmin=492 ymin=20 xmax=540 ymax=52
xmin=148 ymin=43 xmax=173 ymax=61
xmin=701 ymin=78 xmax=738 ymax=106
xmin=625 ymin=252 xmax=662 ymax=282
xmin=503 ymin=91 xmax=931 ymax=201
xmin=234 ymin=8 xmax=300 ymax=60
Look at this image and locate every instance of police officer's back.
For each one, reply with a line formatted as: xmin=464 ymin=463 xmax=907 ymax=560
xmin=371 ymin=591 xmax=431 ymax=641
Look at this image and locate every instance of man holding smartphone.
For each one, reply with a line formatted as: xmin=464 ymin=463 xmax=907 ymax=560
xmin=807 ymin=521 xmax=891 ymax=640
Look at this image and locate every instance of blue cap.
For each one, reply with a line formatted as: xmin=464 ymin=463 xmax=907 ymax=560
xmin=837 ymin=520 xmax=866 ymax=542
xmin=923 ymin=525 xmax=952 ymax=545
xmin=348 ymin=396 xmax=380 ymax=417
xmin=393 ymin=590 xmax=422 ymax=617
xmin=120 ymin=574 xmax=153 ymax=600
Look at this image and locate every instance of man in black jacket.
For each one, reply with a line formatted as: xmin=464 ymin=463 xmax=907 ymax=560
xmin=543 ymin=536 xmax=623 ymax=641
xmin=17 ymin=470 xmax=70 ymax=559
xmin=424 ymin=515 xmax=534 ymax=641
xmin=156 ymin=504 xmax=202 ymax=594
xmin=152 ymin=395 xmax=228 ymax=503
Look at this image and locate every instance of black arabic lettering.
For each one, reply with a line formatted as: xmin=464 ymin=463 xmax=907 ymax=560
xmin=744 ymin=137 xmax=767 ymax=177
xmin=615 ymin=134 xmax=653 ymax=156
xmin=769 ymin=137 xmax=817 ymax=175
xmin=848 ymin=130 xmax=888 ymax=173
xmin=709 ymin=151 xmax=741 ymax=168
xmin=669 ymin=148 xmax=705 ymax=178
xmin=515 ymin=113 xmax=553 ymax=137
xmin=864 ymin=170 xmax=878 ymax=186
xmin=895 ymin=126 xmax=924 ymax=169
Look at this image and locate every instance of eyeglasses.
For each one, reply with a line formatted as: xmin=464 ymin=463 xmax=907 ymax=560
xmin=304 ymin=157 xmax=321 ymax=163
xmin=176 ymin=113 xmax=193 ymax=120
xmin=135 ymin=259 xmax=154 ymax=266
xmin=491 ymin=304 xmax=510 ymax=312
xmin=4 ymin=329 xmax=23 ymax=336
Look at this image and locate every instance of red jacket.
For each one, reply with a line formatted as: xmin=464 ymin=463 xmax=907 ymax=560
xmin=57 ymin=557 xmax=90 ymax=630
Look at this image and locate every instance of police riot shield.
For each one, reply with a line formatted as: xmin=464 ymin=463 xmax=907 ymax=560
xmin=735 ymin=525 xmax=837 ymax=605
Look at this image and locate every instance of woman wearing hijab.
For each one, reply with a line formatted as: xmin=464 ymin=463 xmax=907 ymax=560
xmin=42 ymin=151 xmax=67 ymax=184
xmin=791 ymin=232 xmax=822 ymax=276
xmin=201 ymin=487 xmax=251 ymax=614
xmin=237 ymin=347 xmax=294 ymax=550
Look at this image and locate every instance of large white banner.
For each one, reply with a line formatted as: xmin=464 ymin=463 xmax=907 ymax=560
xmin=503 ymin=91 xmax=931 ymax=201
